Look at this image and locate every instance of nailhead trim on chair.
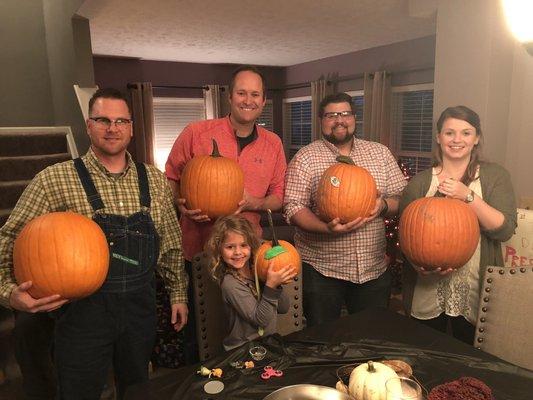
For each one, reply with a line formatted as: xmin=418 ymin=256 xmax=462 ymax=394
xmin=475 ymin=268 xmax=501 ymax=349
xmin=475 ymin=267 xmax=532 ymax=349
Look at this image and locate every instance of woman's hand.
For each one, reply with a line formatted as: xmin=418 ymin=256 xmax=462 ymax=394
xmin=265 ymin=262 xmax=297 ymax=288
xmin=437 ymin=177 xmax=470 ymax=201
xmin=412 ymin=264 xmax=455 ymax=276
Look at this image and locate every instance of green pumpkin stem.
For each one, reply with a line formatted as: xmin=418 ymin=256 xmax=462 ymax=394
xmin=335 ymin=155 xmax=355 ymax=165
xmin=367 ymin=361 xmax=376 ymax=372
xmin=211 ymin=139 xmax=221 ymax=157
xmin=267 ymin=209 xmax=279 ymax=247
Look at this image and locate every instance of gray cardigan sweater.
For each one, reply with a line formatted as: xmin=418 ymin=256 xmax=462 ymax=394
xmin=221 ymin=274 xmax=290 ymax=351
xmin=399 ymin=162 xmax=517 ymax=314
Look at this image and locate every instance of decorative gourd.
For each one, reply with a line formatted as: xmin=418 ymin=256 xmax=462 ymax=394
xmin=348 ymin=361 xmax=399 ymax=400
xmin=317 ymin=156 xmax=377 ymax=223
xmin=254 ymin=209 xmax=301 ymax=282
xmin=399 ymin=197 xmax=480 ymax=271
xmin=180 ymin=139 xmax=244 ymax=219
xmin=13 ymin=212 xmax=109 ymax=299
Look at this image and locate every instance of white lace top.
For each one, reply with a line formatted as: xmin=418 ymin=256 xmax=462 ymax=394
xmin=411 ymin=169 xmax=482 ymax=324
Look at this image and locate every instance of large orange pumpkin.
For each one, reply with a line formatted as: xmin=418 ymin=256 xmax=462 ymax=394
xmin=317 ymin=156 xmax=377 ymax=223
xmin=399 ymin=197 xmax=480 ymax=271
xmin=13 ymin=212 xmax=109 ymax=299
xmin=254 ymin=210 xmax=301 ymax=282
xmin=180 ymin=139 xmax=244 ymax=219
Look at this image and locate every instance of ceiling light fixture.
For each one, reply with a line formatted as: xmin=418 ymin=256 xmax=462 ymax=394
xmin=502 ymin=0 xmax=533 ymax=55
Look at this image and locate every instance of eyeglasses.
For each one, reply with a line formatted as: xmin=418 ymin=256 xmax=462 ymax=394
xmin=89 ymin=117 xmax=133 ymax=129
xmin=323 ymin=111 xmax=356 ymax=120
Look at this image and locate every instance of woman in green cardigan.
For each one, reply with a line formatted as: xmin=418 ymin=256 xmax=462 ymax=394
xmin=399 ymin=105 xmax=517 ymax=345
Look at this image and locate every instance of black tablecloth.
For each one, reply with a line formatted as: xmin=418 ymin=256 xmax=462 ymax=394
xmin=125 ymin=308 xmax=533 ymax=399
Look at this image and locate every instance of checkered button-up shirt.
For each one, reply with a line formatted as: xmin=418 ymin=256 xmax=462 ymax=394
xmin=284 ymin=139 xmax=407 ymax=283
xmin=0 ymin=149 xmax=188 ymax=308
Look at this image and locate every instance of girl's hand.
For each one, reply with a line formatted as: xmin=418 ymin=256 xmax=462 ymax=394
xmin=437 ymin=177 xmax=470 ymax=201
xmin=265 ymin=262 xmax=297 ymax=288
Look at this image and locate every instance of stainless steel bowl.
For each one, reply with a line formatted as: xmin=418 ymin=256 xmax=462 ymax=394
xmin=263 ymin=384 xmax=353 ymax=400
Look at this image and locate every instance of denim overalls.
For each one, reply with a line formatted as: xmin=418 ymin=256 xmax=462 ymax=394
xmin=54 ymin=159 xmax=160 ymax=400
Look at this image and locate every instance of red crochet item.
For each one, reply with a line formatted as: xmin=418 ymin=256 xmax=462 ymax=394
xmin=428 ymin=377 xmax=494 ymax=400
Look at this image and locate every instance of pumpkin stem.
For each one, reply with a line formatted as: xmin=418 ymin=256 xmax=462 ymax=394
xmin=335 ymin=155 xmax=355 ymax=165
xmin=367 ymin=361 xmax=376 ymax=372
xmin=267 ymin=209 xmax=279 ymax=247
xmin=211 ymin=139 xmax=221 ymax=157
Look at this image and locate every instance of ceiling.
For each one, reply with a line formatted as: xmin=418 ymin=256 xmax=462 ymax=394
xmin=77 ymin=0 xmax=436 ymax=67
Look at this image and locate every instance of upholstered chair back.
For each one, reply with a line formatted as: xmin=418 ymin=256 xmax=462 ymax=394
xmin=475 ymin=266 xmax=533 ymax=371
xmin=192 ymin=252 xmax=303 ymax=360
xmin=192 ymin=252 xmax=226 ymax=361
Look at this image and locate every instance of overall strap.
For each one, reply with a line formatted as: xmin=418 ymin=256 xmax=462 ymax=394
xmin=73 ymin=158 xmax=105 ymax=211
xmin=135 ymin=162 xmax=151 ymax=208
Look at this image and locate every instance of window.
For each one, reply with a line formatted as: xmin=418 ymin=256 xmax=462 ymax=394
xmin=283 ymin=97 xmax=312 ymax=158
xmin=391 ymin=85 xmax=434 ymax=175
xmin=153 ymin=97 xmax=205 ymax=171
xmin=256 ymin=100 xmax=274 ymax=133
xmin=283 ymin=93 xmax=364 ymax=159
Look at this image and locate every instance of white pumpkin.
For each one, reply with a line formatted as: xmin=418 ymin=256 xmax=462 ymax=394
xmin=348 ymin=361 xmax=399 ymax=400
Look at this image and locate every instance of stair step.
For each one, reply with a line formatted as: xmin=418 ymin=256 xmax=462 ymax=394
xmin=0 ymin=180 xmax=31 ymax=210
xmin=0 ymin=153 xmax=71 ymax=182
xmin=0 ymin=131 xmax=69 ymax=157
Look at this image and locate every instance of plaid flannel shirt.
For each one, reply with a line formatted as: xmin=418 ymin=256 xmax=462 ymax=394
xmin=0 ymin=149 xmax=188 ymax=308
xmin=284 ymin=138 xmax=407 ymax=283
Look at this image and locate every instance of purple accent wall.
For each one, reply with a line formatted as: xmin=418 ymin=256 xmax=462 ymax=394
xmin=94 ymin=57 xmax=284 ymax=97
xmin=283 ymin=35 xmax=436 ymax=98
xmin=93 ymin=36 xmax=436 ymax=138
xmin=93 ymin=57 xmax=285 ymax=133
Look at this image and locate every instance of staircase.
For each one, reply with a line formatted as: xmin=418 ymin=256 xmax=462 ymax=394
xmin=0 ymin=126 xmax=78 ymax=384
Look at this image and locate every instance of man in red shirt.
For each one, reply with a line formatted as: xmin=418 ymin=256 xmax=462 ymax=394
xmin=165 ymin=65 xmax=286 ymax=361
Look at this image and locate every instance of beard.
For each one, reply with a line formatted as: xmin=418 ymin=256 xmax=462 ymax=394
xmin=323 ymin=122 xmax=355 ymax=145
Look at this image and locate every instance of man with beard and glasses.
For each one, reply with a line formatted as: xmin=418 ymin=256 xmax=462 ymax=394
xmin=284 ymin=92 xmax=406 ymax=327
xmin=165 ymin=65 xmax=286 ymax=362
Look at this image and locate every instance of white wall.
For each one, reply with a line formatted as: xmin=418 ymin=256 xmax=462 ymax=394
xmin=434 ymin=0 xmax=532 ymax=200
xmin=505 ymin=44 xmax=533 ymax=203
xmin=0 ymin=0 xmax=94 ymax=153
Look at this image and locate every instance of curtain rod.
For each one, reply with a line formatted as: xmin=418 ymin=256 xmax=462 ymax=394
xmin=127 ymin=83 xmax=225 ymax=91
xmin=273 ymin=66 xmax=433 ymax=91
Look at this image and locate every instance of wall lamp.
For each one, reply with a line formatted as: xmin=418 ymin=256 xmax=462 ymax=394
xmin=502 ymin=0 xmax=533 ymax=55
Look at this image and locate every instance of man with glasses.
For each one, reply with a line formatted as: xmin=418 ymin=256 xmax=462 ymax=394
xmin=0 ymin=88 xmax=188 ymax=399
xmin=284 ymin=92 xmax=407 ymax=327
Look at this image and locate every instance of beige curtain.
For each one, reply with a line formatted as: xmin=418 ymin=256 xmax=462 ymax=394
xmin=203 ymin=84 xmax=230 ymax=119
xmin=128 ymin=82 xmax=155 ymax=164
xmin=363 ymin=71 xmax=392 ymax=145
xmin=311 ymin=78 xmax=334 ymax=141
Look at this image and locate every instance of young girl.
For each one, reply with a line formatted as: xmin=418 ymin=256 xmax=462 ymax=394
xmin=205 ymin=215 xmax=297 ymax=351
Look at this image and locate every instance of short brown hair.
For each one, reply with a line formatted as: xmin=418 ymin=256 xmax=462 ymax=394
xmin=229 ymin=65 xmax=267 ymax=99
xmin=318 ymin=92 xmax=355 ymax=118
xmin=88 ymin=88 xmax=131 ymax=116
